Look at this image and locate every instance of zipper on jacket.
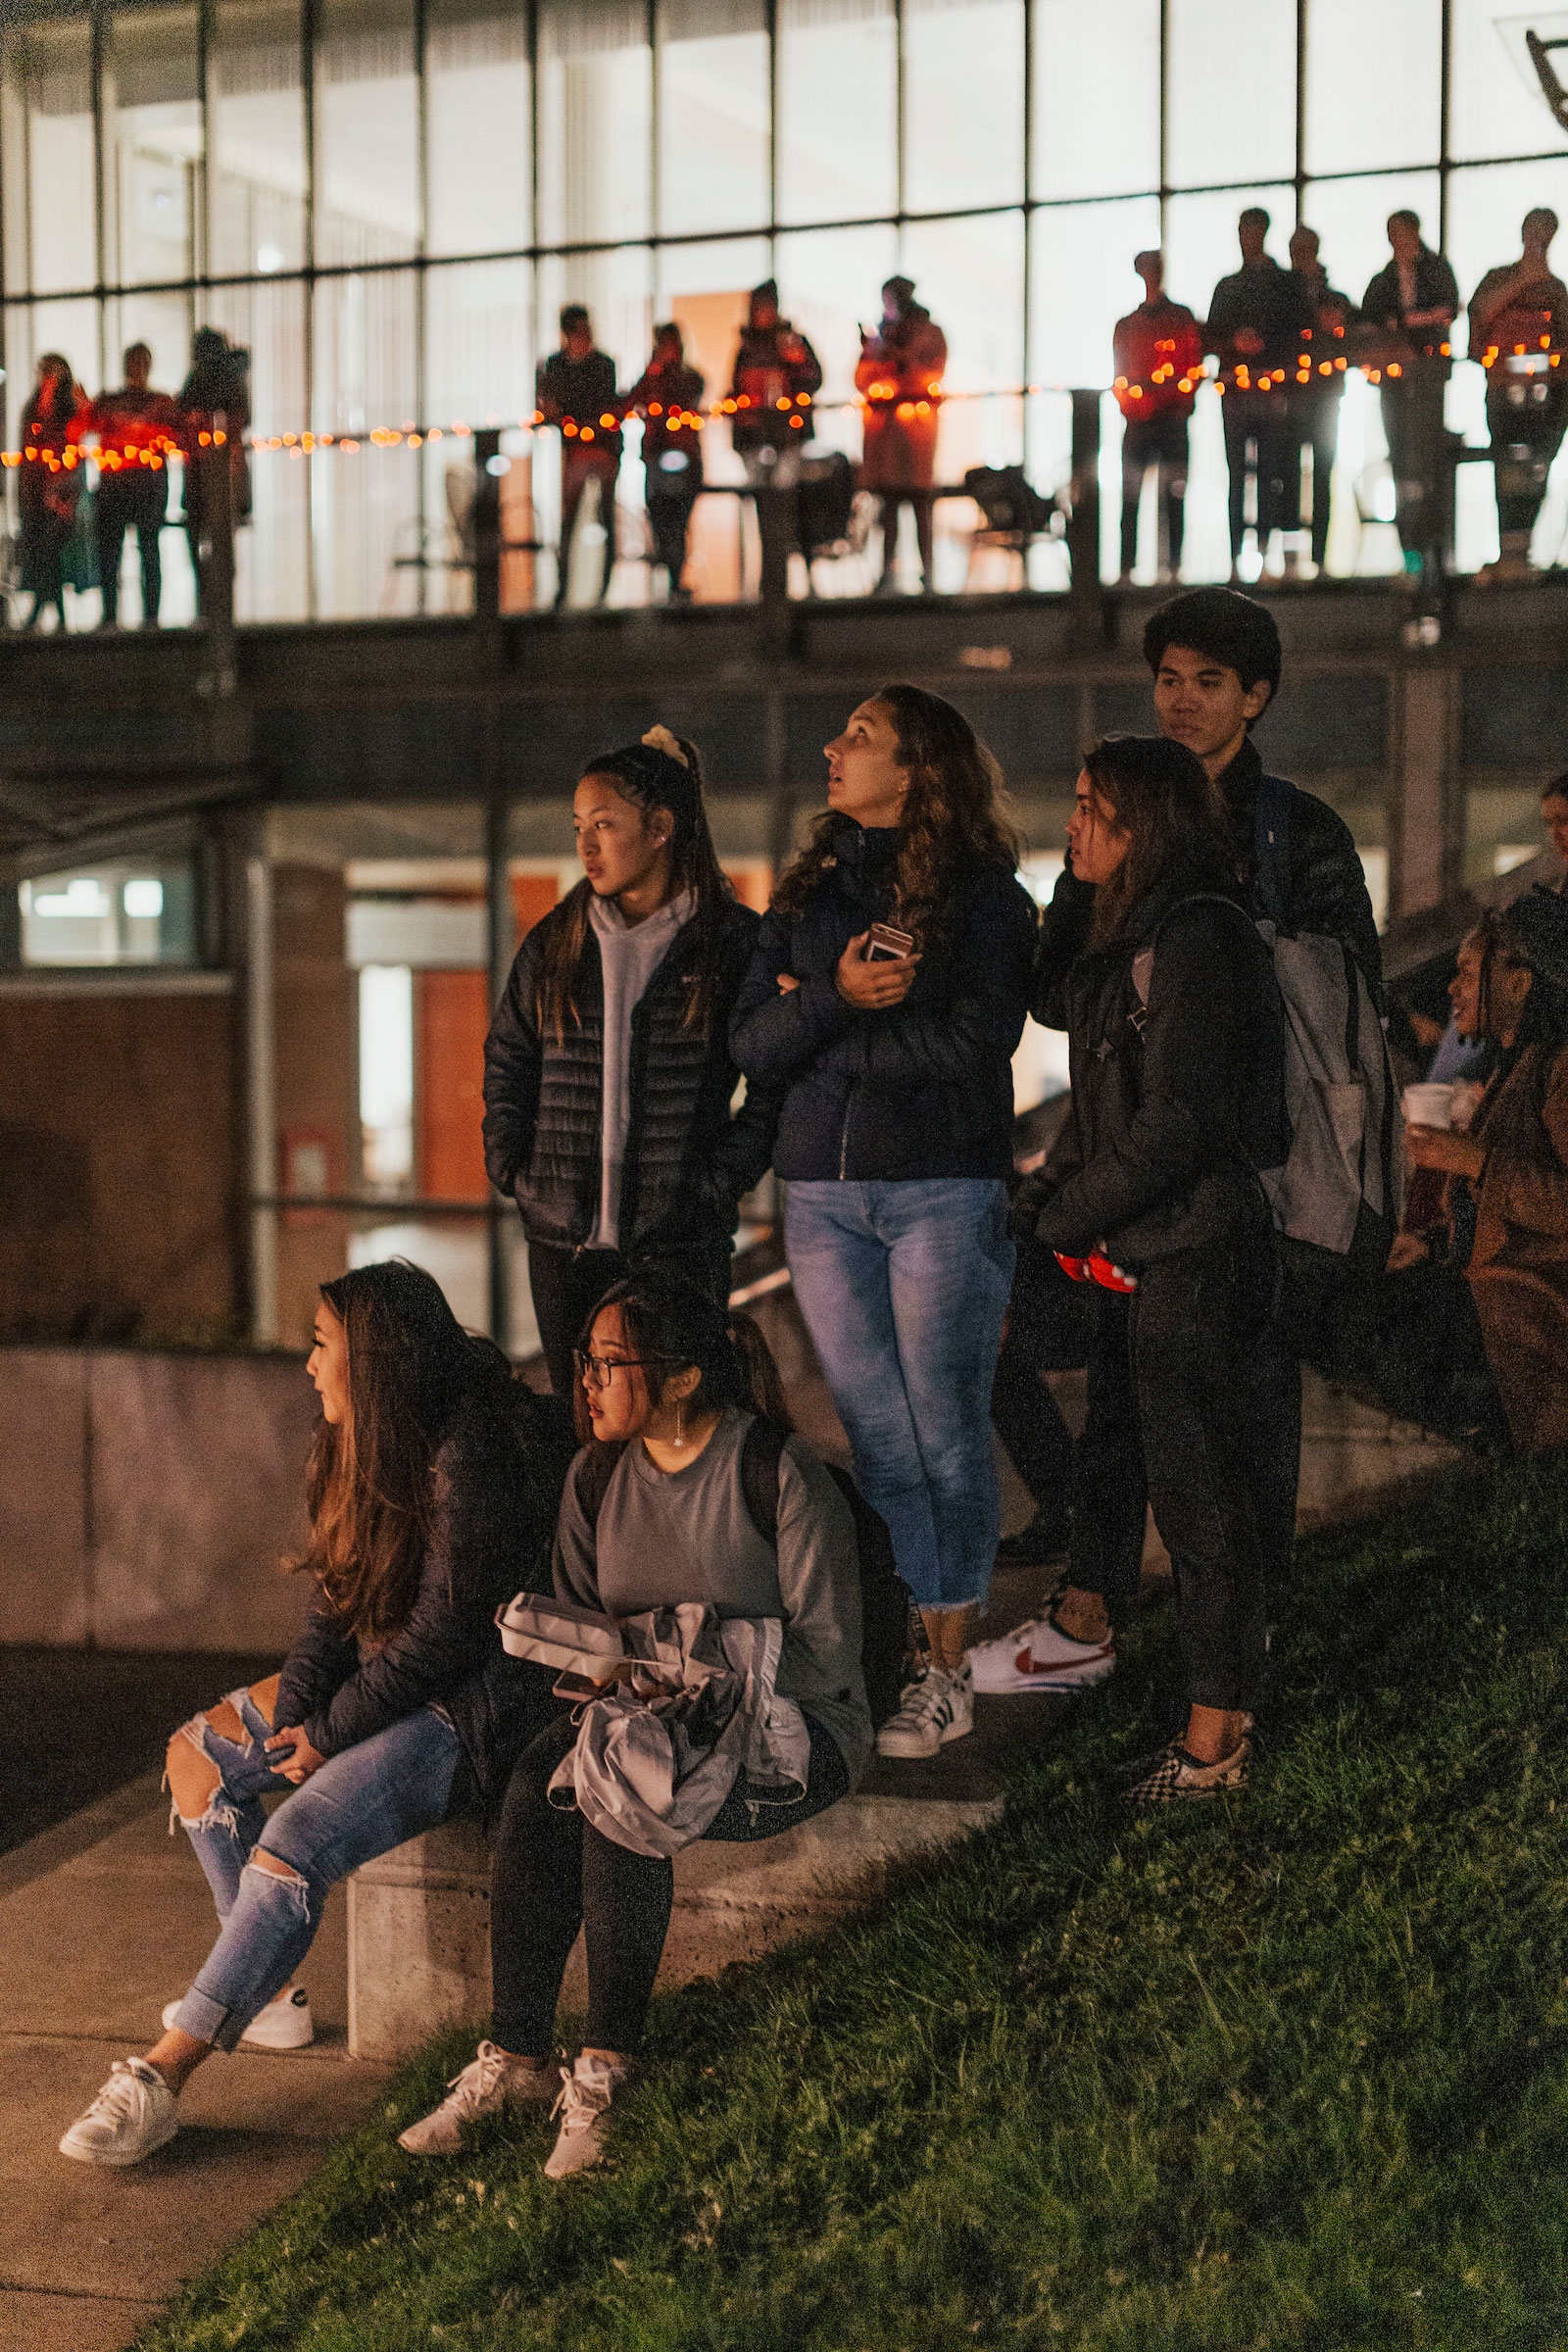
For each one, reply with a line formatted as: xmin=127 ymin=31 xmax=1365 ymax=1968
xmin=838 ymin=1082 xmax=856 ymax=1180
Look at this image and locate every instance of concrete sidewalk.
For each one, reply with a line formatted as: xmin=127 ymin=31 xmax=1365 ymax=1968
xmin=0 ymin=1776 xmax=393 ymax=2352
xmin=0 ymin=1665 xmax=1068 ymax=2351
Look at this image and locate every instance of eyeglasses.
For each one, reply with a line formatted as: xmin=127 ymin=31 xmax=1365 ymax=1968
xmin=573 ymin=1348 xmax=678 ymax=1391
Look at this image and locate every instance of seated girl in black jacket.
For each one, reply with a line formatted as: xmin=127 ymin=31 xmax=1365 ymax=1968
xmin=482 ymin=727 xmax=778 ymax=1397
xmin=1010 ymin=735 xmax=1289 ymax=1802
xmin=59 ymin=1258 xmax=570 ymax=2170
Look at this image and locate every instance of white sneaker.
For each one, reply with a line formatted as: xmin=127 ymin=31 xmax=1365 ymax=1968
xmin=969 ymin=1615 xmax=1115 ymax=1693
xmin=875 ymin=1663 xmax=974 ymax=1759
xmin=59 ymin=2058 xmax=178 ymax=2168
xmin=398 ymin=2039 xmax=557 ymax=2155
xmin=543 ymin=2053 xmax=634 ymax=2180
xmin=162 ymin=1985 xmax=315 ymax=2049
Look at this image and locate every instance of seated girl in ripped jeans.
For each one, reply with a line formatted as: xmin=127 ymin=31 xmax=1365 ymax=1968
xmin=59 ymin=1258 xmax=567 ymax=2169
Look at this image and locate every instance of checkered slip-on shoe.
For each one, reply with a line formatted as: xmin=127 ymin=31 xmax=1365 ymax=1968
xmin=1125 ymin=1737 xmax=1250 ymax=1804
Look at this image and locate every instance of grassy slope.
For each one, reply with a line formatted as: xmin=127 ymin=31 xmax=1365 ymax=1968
xmin=138 ymin=1461 xmax=1568 ymax=2351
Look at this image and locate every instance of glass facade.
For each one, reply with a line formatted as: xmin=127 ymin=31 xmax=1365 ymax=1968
xmin=5 ymin=0 xmax=1568 ymax=619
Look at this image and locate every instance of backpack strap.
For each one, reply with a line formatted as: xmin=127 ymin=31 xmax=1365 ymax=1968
xmin=1252 ymin=771 xmax=1295 ymax=931
xmin=1129 ymin=893 xmax=1253 ymax=1013
xmin=739 ymin=1416 xmax=786 ymax=1549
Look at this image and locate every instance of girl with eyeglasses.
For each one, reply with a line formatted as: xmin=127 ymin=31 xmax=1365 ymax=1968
xmin=399 ymin=1266 xmax=871 ymax=2176
xmin=484 ymin=726 xmax=778 ymax=1397
xmin=59 ymin=1259 xmax=571 ymax=2169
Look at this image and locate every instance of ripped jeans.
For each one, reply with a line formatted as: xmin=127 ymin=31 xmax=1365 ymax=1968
xmin=170 ymin=1687 xmax=463 ymax=2050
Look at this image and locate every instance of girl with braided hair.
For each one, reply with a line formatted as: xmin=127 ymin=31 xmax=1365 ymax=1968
xmin=483 ymin=727 xmax=779 ymax=1396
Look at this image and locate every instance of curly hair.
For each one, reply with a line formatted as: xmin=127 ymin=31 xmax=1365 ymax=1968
xmin=771 ymin=683 xmax=1020 ymax=942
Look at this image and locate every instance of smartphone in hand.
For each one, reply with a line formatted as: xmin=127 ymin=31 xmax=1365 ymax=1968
xmin=861 ymin=921 xmax=915 ymax=963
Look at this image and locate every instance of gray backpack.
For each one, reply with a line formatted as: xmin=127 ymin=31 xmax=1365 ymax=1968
xmin=1132 ymin=886 xmax=1393 ymax=1259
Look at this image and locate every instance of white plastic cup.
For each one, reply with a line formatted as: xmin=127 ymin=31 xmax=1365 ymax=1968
xmin=1402 ymin=1081 xmax=1455 ymax=1130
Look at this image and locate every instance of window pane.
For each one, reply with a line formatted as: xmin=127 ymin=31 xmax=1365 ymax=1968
xmin=315 ymin=0 xmax=419 ymax=268
xmin=658 ymin=0 xmax=769 ymax=238
xmin=4 ymin=297 xmax=101 ymax=445
xmin=426 ymin=0 xmax=532 ymax=259
xmin=312 ymin=269 xmax=419 ymax=615
xmin=1303 ymin=0 xmax=1441 ymax=175
xmin=1449 ymin=0 xmax=1568 ymax=165
xmin=1166 ymin=0 xmax=1296 ymax=192
xmin=1299 ymin=169 xmax=1443 ymax=318
xmin=206 ymin=275 xmax=309 ymax=620
xmin=538 ymin=0 xmax=652 ymax=248
xmin=903 ymin=0 xmax=1025 ymax=216
xmin=21 ymin=856 xmax=198 ymax=967
xmin=900 ymin=210 xmax=1025 ymax=521
xmin=1032 ymin=0 xmax=1159 ymax=202
xmin=1029 ymin=195 xmax=1162 ymax=390
xmin=103 ymin=6 xmax=202 ymax=290
xmin=1165 ymin=184 xmax=1297 ymax=322
xmin=776 ymin=0 xmax=896 ymax=226
xmin=1 ymin=16 xmax=97 ymax=297
xmin=775 ymin=220 xmax=900 ymax=421
xmin=209 ymin=0 xmax=308 ymax=279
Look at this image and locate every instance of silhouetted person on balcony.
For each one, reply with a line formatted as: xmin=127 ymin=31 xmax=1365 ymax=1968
xmin=89 ymin=343 xmax=180 ymax=630
xmin=17 ymin=352 xmax=88 ymax=632
xmin=1469 ymin=209 xmax=1568 ymax=583
xmin=1361 ymin=211 xmax=1459 ymax=579
xmin=728 ymin=280 xmax=821 ymax=602
xmin=1112 ymin=250 xmax=1201 ymax=583
xmin=624 ymin=323 xmax=705 ymax=605
xmin=1286 ymin=226 xmax=1354 ymax=575
xmin=856 ymin=275 xmax=947 ymax=594
xmin=179 ymin=327 xmax=252 ymax=618
xmin=1205 ymin=208 xmax=1313 ymax=577
xmin=537 ymin=306 xmax=622 ymax=611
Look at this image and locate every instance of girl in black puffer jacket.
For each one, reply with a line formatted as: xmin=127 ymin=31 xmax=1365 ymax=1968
xmin=1007 ymin=736 xmax=1290 ymax=1804
xmin=483 ymin=729 xmax=779 ymax=1396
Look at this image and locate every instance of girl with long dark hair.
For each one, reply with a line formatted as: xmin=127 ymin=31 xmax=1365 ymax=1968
xmin=400 ymin=1268 xmax=870 ymax=2174
xmin=1006 ymin=736 xmax=1289 ymax=1801
xmin=484 ymin=727 xmax=777 ymax=1397
xmin=59 ymin=1259 xmax=569 ymax=2168
xmin=729 ymin=684 xmax=1037 ymax=1759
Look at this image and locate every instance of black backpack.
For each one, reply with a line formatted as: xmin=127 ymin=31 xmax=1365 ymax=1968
xmin=573 ymin=1421 xmax=913 ymax=1729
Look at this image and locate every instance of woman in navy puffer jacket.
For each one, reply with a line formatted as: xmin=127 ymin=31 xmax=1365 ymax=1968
xmin=730 ymin=683 xmax=1037 ymax=1759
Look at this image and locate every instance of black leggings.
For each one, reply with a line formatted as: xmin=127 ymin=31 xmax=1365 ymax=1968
xmin=990 ymin=1245 xmax=1087 ymax=1515
xmin=1072 ymin=1236 xmax=1298 ymax=1714
xmin=490 ymin=1708 xmax=849 ymax=2057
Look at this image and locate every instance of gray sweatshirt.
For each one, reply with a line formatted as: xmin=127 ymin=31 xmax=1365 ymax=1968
xmin=586 ymin=887 xmax=694 ymax=1249
xmin=553 ymin=1408 xmax=874 ymax=1784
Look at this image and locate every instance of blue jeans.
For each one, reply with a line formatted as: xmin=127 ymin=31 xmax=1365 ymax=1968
xmin=784 ymin=1177 xmax=1014 ymax=1610
xmin=170 ymin=1686 xmax=463 ymax=2051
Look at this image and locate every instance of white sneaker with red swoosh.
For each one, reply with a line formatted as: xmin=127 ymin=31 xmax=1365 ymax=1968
xmin=969 ymin=1615 xmax=1115 ymax=1692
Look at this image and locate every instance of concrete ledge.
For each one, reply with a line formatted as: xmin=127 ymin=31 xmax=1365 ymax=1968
xmin=347 ymin=1790 xmax=1002 ymax=2063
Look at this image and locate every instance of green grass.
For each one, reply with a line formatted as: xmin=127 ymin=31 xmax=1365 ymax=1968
xmin=137 ymin=1458 xmax=1568 ymax=2351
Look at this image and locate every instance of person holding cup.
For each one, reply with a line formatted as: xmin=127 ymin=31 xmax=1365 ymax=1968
xmin=1398 ymin=895 xmax=1568 ymax=1454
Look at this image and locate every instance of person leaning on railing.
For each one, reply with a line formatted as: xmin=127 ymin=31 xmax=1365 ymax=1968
xmin=1111 ymin=248 xmax=1202 ymax=584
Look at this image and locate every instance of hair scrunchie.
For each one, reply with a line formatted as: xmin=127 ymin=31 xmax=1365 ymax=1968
xmin=641 ymin=724 xmax=690 ymax=768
